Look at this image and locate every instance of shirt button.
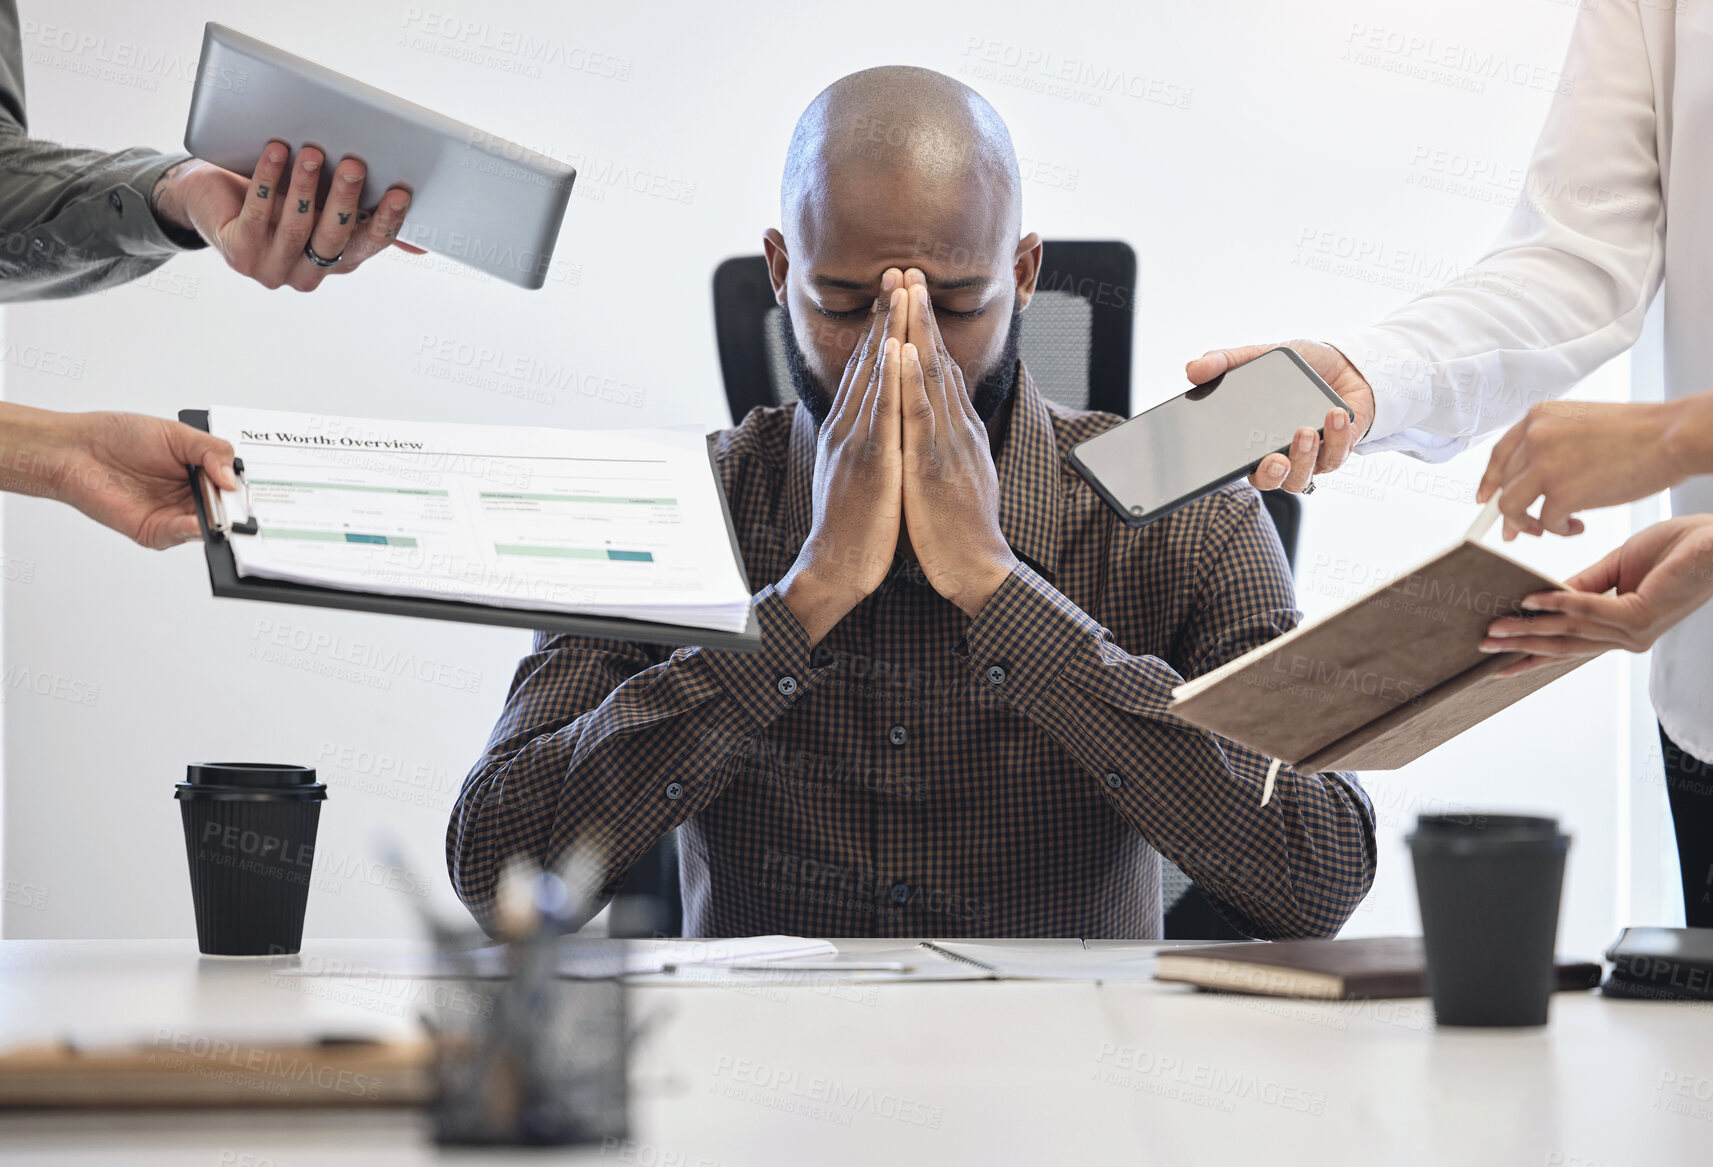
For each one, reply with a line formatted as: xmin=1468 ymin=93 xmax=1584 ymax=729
xmin=887 ymin=725 xmax=908 ymax=747
xmin=777 ymin=676 xmax=799 ymax=696
xmin=108 ymin=190 xmax=123 ymax=214
xmin=889 ymin=883 xmax=911 ymax=904
xmin=985 ymin=665 xmax=1007 ymax=686
xmin=1103 ymin=772 xmax=1124 ymax=790
xmin=664 ymin=782 xmax=684 ymax=800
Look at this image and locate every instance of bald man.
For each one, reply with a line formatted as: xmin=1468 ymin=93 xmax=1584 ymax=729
xmin=448 ymin=67 xmax=1377 ymax=940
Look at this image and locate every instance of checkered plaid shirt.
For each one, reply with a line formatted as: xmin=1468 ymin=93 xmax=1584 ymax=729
xmin=448 ymin=367 xmax=1376 ymax=939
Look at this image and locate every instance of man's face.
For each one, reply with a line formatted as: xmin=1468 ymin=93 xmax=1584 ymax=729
xmin=766 ymin=167 xmax=1036 ymax=427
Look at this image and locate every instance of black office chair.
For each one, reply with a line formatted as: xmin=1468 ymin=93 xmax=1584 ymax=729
xmin=609 ymin=242 xmax=1299 ymax=939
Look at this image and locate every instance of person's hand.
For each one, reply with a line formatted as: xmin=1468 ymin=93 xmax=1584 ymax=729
xmin=151 ymin=142 xmax=426 ymax=292
xmin=0 ymin=407 xmax=238 ymax=550
xmin=1183 ymin=341 xmax=1376 ymax=493
xmin=1481 ymin=515 xmax=1713 ymax=676
xmin=897 ymin=268 xmax=1019 ymax=618
xmin=1477 ymin=399 xmax=1711 ymax=540
xmin=777 ymin=268 xmax=910 ymax=645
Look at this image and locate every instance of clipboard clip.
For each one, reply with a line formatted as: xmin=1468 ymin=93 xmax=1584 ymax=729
xmin=201 ymin=456 xmax=259 ymax=538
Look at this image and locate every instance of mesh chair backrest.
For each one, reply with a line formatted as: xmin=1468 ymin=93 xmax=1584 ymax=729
xmin=1017 ymin=289 xmax=1095 ymax=412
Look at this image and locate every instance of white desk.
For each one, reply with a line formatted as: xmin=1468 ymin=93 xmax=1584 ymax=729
xmin=1 ymin=938 xmax=1710 ymax=1166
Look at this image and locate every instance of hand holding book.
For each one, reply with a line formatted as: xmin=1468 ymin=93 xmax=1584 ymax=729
xmin=1484 ymin=513 xmax=1713 ymax=677
xmin=1171 ymin=493 xmax=1593 ymax=786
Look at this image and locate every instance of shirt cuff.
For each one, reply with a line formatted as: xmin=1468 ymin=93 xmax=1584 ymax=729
xmin=954 ymin=561 xmax=1100 ymax=713
xmin=698 ymin=584 xmax=834 ymax=729
xmin=1324 ymin=328 xmax=1437 ymax=449
xmin=108 ymin=151 xmax=207 ymax=256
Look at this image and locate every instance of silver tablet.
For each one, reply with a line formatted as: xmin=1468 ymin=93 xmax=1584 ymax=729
xmin=185 ymin=23 xmax=575 ymax=289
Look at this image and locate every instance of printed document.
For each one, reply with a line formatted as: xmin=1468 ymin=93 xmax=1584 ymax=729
xmin=205 ymin=406 xmax=753 ymax=633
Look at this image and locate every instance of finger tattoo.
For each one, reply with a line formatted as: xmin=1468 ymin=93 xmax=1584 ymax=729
xmin=297 ymin=198 xmax=311 ymax=213
xmin=337 ymin=212 xmax=351 ymax=225
xmin=255 ymin=185 xmax=270 ymax=199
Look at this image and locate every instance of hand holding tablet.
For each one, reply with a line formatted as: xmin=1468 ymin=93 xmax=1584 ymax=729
xmin=152 ymin=141 xmax=424 ymax=292
xmin=184 ymin=24 xmax=576 ymax=289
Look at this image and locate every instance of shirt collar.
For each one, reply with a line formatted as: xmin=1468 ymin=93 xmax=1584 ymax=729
xmin=784 ymin=362 xmax=1060 ymax=580
xmin=993 ymin=364 xmax=1061 ymax=580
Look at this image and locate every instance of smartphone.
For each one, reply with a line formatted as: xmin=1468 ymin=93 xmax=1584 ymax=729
xmin=1067 ymin=347 xmax=1354 ymax=527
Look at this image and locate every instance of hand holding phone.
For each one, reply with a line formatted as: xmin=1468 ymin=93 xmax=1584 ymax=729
xmin=1069 ymin=347 xmax=1354 ymax=526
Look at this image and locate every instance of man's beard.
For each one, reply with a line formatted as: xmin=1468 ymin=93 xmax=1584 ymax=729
xmin=779 ymin=303 xmax=1023 ymax=429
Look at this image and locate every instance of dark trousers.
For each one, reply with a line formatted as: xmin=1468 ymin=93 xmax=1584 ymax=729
xmin=1661 ymin=725 xmax=1713 ymax=928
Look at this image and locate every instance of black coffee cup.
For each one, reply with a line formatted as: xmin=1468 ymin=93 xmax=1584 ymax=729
xmin=175 ymin=763 xmax=327 ymax=956
xmin=1407 ymin=812 xmax=1569 ymax=1027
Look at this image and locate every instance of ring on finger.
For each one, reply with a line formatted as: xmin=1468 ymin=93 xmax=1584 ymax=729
xmin=1300 ymin=477 xmax=1316 ymax=496
xmin=304 ymin=242 xmax=343 ymax=268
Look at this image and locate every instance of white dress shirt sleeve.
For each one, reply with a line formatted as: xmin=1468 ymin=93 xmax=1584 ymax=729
xmin=1329 ymin=0 xmax=1667 ymax=460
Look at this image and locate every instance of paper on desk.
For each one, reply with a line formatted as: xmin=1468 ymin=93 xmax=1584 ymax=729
xmin=656 ymin=941 xmax=1174 ymax=983
xmin=206 ymin=405 xmax=753 ymax=632
xmin=274 ymin=935 xmax=839 ymax=980
xmin=922 ymin=940 xmax=1165 ymax=981
xmin=622 ymin=935 xmax=838 ymax=974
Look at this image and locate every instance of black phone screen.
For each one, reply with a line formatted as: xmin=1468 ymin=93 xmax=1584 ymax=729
xmin=1069 ymin=347 xmax=1352 ymax=525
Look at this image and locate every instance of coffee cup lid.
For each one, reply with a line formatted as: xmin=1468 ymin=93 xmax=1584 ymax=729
xmin=182 ymin=763 xmax=321 ymax=789
xmin=1408 ymin=812 xmax=1567 ymax=848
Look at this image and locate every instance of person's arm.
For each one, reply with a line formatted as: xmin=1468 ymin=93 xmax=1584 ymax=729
xmin=0 ymin=0 xmax=199 ymax=299
xmin=955 ymin=489 xmax=1377 ymax=938
xmin=446 ymin=591 xmax=840 ymax=931
xmin=1483 ymin=514 xmax=1713 ymax=673
xmin=450 ymin=276 xmax=914 ymax=929
xmin=1191 ymin=0 xmax=1667 ymax=489
xmin=894 ymin=273 xmax=1375 ymax=938
xmin=1471 ymin=387 xmax=1713 ymax=540
xmin=0 ymin=1 xmax=418 ymax=300
xmin=0 ymin=402 xmax=237 ymax=547
xmin=1333 ymin=0 xmax=1666 ymax=459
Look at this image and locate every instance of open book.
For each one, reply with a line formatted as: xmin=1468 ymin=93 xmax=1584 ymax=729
xmin=1169 ymin=503 xmax=1590 ymax=773
xmin=197 ymin=406 xmax=754 ymax=636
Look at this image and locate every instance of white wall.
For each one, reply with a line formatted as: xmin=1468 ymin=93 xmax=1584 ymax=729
xmin=1 ymin=0 xmax=1661 ymax=955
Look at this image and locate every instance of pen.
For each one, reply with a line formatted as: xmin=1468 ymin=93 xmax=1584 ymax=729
xmin=661 ymin=961 xmax=914 ymax=974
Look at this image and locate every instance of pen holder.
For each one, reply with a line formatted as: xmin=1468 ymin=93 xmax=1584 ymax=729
xmin=426 ymin=934 xmax=630 ymax=1146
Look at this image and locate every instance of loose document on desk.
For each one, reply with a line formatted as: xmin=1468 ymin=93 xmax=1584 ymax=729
xmin=206 ymin=406 xmax=753 ymax=633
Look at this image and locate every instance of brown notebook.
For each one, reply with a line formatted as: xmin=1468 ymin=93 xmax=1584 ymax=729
xmin=1168 ymin=536 xmax=1589 ymax=772
xmin=1153 ymin=936 xmax=1601 ymax=1000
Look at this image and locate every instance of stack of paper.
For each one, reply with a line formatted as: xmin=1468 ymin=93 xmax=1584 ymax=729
xmin=206 ymin=406 xmax=753 ymax=633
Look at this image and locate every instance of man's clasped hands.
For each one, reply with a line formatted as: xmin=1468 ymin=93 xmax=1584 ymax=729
xmin=778 ymin=267 xmax=1019 ymax=646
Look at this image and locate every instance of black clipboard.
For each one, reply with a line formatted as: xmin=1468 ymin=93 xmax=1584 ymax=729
xmin=180 ymin=410 xmax=760 ymax=653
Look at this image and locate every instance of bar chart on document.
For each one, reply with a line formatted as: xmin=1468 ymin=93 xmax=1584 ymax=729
xmin=204 ymin=406 xmax=754 ymax=633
